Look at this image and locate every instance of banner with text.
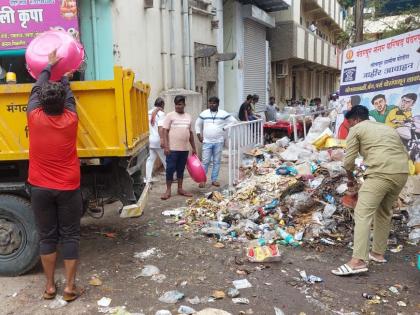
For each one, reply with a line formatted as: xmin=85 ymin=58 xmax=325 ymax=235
xmin=338 ymin=29 xmax=420 ymax=163
xmin=0 ymin=0 xmax=78 ymax=51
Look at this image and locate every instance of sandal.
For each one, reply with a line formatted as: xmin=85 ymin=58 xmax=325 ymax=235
xmin=212 ymin=181 xmax=220 ymax=187
xmin=63 ymin=286 xmax=85 ymax=302
xmin=43 ymin=289 xmax=57 ymax=300
xmin=369 ymin=253 xmax=387 ymax=263
xmin=331 ymin=264 xmax=368 ymax=276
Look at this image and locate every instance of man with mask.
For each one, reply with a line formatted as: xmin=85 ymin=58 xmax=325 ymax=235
xmin=369 ymin=94 xmax=396 ymax=123
xmin=195 ymin=96 xmax=237 ymax=188
xmin=332 ymin=105 xmax=408 ymax=276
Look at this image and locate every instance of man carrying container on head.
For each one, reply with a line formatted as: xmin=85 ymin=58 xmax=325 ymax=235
xmin=195 ymin=96 xmax=237 ymax=188
xmin=27 ymin=50 xmax=83 ymax=301
xmin=332 ymin=105 xmax=408 ymax=276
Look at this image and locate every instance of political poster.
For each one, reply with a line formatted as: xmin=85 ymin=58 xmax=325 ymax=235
xmin=0 ymin=0 xmax=78 ymax=51
xmin=337 ymin=29 xmax=420 ymax=163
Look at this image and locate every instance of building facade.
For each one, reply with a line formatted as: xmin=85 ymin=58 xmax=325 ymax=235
xmin=79 ymin=0 xmax=220 ymax=111
xmin=268 ymin=0 xmax=345 ymax=106
xmin=223 ymin=0 xmax=290 ymax=114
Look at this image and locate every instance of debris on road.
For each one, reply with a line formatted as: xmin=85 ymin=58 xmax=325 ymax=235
xmin=211 ymin=290 xmax=225 ymax=300
xmin=232 ymin=297 xmax=250 ymax=305
xmin=97 ymin=297 xmax=112 ymax=307
xmin=136 ymin=265 xmax=160 ymax=278
xmin=89 ymin=275 xmax=103 ymax=286
xmin=133 ymin=248 xmax=163 ymax=260
xmin=158 ymin=290 xmax=185 ymax=304
xmin=227 ymin=288 xmax=240 ymax=298
xmin=178 ymin=305 xmax=196 ymax=314
xmin=161 ymin=118 xmax=415 ymax=259
xmin=232 ymin=279 xmax=252 ymax=290
xmin=274 ymin=307 xmax=285 ymax=315
xmin=48 ymin=296 xmax=68 ymax=309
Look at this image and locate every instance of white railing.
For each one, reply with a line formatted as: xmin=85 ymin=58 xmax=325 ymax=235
xmin=289 ymin=108 xmax=334 ymax=142
xmin=226 ymin=119 xmax=264 ymax=188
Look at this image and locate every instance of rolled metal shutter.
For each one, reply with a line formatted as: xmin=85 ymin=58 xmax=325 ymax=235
xmin=244 ymin=19 xmax=267 ymax=113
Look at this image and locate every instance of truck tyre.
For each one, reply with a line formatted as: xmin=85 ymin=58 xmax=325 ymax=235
xmin=0 ymin=194 xmax=39 ymax=276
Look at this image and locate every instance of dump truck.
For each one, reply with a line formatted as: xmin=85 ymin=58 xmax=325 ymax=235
xmin=0 ymin=67 xmax=150 ymax=276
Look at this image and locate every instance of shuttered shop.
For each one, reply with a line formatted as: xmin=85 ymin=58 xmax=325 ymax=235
xmin=243 ymin=19 xmax=267 ymax=113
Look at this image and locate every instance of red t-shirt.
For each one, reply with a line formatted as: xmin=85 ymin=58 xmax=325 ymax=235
xmin=28 ymin=108 xmax=80 ymax=190
xmin=337 ymin=118 xmax=350 ymax=140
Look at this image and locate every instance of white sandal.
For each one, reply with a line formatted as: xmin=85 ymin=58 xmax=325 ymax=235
xmin=331 ymin=264 xmax=368 ymax=276
xmin=369 ymin=253 xmax=387 ymax=263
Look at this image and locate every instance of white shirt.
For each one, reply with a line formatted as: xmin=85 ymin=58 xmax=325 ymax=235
xmin=148 ymin=108 xmax=165 ymax=148
xmin=195 ymin=109 xmax=237 ymax=143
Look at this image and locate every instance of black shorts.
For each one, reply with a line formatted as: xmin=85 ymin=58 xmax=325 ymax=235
xmin=30 ymin=185 xmax=83 ymax=260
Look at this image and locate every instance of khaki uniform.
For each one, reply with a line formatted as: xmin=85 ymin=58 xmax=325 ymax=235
xmin=344 ymin=120 xmax=408 ymax=261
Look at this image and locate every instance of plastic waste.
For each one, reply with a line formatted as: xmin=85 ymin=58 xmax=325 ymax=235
xmin=246 ymin=242 xmax=282 ymax=262
xmin=309 ymin=175 xmax=324 ymax=189
xmin=323 ymin=194 xmax=335 ymax=204
xmin=138 ymin=265 xmax=160 ymax=277
xmin=322 ymin=204 xmax=337 ymax=219
xmin=232 ymin=298 xmax=249 ymax=305
xmin=227 ymin=288 xmax=240 ymax=298
xmin=48 ymin=296 xmax=68 ymax=309
xmin=186 ymin=296 xmax=201 ymax=305
xmin=156 ymin=311 xmax=172 ymax=315
xmin=178 ymin=305 xmax=196 ymax=314
xmin=97 ymin=297 xmax=112 ymax=307
xmin=336 ymin=183 xmax=348 ymax=194
xmin=276 ymin=137 xmax=290 ymax=147
xmin=409 ymin=228 xmax=420 ymax=244
xmin=285 ymin=192 xmax=315 ymax=214
xmin=274 ymin=307 xmax=285 ymax=315
xmin=133 ymin=248 xmax=162 ymax=260
xmin=299 ymin=270 xmax=323 ymax=284
xmin=232 ymin=279 xmax=252 ymax=290
xmin=158 ymin=291 xmax=185 ymax=304
xmin=151 ymin=273 xmax=167 ymax=283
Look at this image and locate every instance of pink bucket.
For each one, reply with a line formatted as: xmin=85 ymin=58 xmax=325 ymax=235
xmin=186 ymin=154 xmax=207 ymax=183
xmin=26 ymin=30 xmax=84 ymax=81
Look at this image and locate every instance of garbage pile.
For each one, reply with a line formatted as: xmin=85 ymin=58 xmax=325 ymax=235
xmin=163 ymin=117 xmax=417 ymax=260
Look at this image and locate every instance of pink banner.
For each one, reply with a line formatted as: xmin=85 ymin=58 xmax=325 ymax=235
xmin=0 ymin=0 xmax=78 ymax=51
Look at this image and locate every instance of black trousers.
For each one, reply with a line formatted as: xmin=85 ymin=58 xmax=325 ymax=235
xmin=31 ymin=186 xmax=83 ymax=260
xmin=166 ymin=150 xmax=189 ymax=181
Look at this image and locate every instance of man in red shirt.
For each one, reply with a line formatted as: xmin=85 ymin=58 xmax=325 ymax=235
xmin=27 ymin=50 xmax=83 ymax=302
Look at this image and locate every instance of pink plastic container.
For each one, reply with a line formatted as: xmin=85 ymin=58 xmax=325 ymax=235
xmin=25 ymin=30 xmax=85 ymax=81
xmin=186 ymin=154 xmax=207 ymax=183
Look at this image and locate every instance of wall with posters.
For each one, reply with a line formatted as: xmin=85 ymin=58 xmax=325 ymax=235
xmin=0 ymin=0 xmax=79 ymax=52
xmin=338 ymin=29 xmax=420 ymax=163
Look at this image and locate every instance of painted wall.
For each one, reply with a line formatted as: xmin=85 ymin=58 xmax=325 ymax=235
xmin=109 ymin=0 xmax=217 ymax=107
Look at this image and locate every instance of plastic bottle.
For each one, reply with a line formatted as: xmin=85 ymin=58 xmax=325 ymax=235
xmin=274 ymin=226 xmax=294 ymax=244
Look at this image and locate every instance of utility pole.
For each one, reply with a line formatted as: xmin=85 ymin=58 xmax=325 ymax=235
xmin=354 ymin=0 xmax=364 ymax=43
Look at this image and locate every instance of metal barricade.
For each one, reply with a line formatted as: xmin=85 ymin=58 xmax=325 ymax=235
xmin=226 ymin=119 xmax=264 ymax=188
xmin=289 ymin=108 xmax=333 ymax=142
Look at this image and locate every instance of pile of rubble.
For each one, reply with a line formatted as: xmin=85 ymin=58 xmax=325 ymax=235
xmin=162 ymin=117 xmax=418 ymax=261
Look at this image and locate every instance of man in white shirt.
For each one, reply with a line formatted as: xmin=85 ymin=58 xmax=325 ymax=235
xmin=145 ymin=97 xmax=166 ymax=183
xmin=196 ymin=97 xmax=237 ymax=188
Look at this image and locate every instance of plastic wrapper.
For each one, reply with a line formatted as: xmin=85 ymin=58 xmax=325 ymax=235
xmin=312 ymin=128 xmax=333 ymax=150
xmin=286 ymin=192 xmax=315 ymax=214
xmin=321 ymin=161 xmax=346 ymax=178
xmin=276 ymin=136 xmax=290 ymax=148
xmin=245 ymin=241 xmax=282 ymax=263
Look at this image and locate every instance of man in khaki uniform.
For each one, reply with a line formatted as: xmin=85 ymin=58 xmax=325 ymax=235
xmin=332 ymin=105 xmax=408 ymax=276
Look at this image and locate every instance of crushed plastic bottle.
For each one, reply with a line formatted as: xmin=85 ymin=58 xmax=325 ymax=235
xmin=274 ymin=226 xmax=299 ymax=246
